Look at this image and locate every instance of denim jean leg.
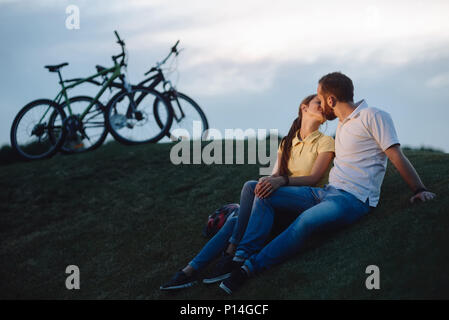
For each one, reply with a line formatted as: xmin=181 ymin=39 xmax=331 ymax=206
xmin=229 ymin=180 xmax=258 ymax=245
xmin=188 ymin=216 xmax=238 ymax=271
xmin=235 ymin=186 xmax=318 ymax=260
xmin=245 ymin=190 xmax=371 ymax=274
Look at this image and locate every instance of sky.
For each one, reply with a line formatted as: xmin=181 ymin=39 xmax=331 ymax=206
xmin=1 ymin=0 xmax=449 ymax=151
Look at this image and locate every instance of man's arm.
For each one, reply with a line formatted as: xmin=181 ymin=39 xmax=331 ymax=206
xmin=384 ymin=144 xmax=436 ymax=203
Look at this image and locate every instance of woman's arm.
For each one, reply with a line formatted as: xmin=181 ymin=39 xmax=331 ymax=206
xmin=288 ymin=151 xmax=334 ymax=186
xmin=271 ymin=152 xmax=281 ymax=176
xmin=256 ymin=151 xmax=334 ymax=198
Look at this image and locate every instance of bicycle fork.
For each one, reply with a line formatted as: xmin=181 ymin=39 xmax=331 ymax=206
xmin=120 ymin=75 xmax=141 ymax=120
xmin=167 ymin=90 xmax=186 ymax=123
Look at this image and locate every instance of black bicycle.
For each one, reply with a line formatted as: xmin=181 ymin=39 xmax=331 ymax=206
xmin=139 ymin=41 xmax=209 ymax=141
xmin=96 ymin=40 xmax=208 ymax=142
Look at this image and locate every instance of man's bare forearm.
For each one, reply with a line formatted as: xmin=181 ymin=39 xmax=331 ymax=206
xmin=386 ymin=146 xmax=426 ymax=193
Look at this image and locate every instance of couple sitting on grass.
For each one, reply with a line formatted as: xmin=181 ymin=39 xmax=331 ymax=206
xmin=160 ymin=71 xmax=436 ymax=295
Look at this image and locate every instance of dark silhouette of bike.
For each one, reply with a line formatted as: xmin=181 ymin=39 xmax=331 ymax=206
xmin=96 ymin=40 xmax=209 ymax=142
xmin=10 ymin=31 xmax=172 ymax=159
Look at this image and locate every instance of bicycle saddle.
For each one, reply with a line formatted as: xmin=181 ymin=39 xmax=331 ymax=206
xmin=44 ymin=62 xmax=69 ymax=72
xmin=96 ymin=65 xmax=107 ymax=73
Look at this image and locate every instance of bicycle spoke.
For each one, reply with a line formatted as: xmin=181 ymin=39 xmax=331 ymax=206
xmin=11 ymin=100 xmax=66 ymax=159
xmin=108 ymin=88 xmax=172 ymax=144
xmin=57 ymin=96 xmax=108 ymax=153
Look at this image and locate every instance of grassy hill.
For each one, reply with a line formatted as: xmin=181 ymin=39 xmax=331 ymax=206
xmin=0 ymin=141 xmax=448 ymax=299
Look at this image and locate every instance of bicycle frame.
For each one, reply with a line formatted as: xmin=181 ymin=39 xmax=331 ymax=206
xmin=137 ymin=70 xmax=164 ymax=90
xmin=38 ymin=62 xmax=122 ymax=125
xmin=136 ymin=70 xmax=186 ymax=122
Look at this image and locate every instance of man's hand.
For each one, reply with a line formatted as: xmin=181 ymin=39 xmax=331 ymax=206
xmin=385 ymin=145 xmax=437 ymax=205
xmin=255 ymin=176 xmax=285 ymax=199
xmin=410 ymin=191 xmax=436 ymax=204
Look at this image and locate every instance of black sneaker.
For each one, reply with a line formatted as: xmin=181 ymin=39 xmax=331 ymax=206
xmin=203 ymin=253 xmax=243 ymax=284
xmin=219 ymin=267 xmax=249 ymax=295
xmin=160 ymin=270 xmax=198 ymax=291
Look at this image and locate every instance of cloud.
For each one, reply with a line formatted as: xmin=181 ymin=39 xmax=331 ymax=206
xmin=426 ymin=72 xmax=449 ymax=88
xmin=1 ymin=0 xmax=449 ymax=152
xmin=109 ymin=0 xmax=449 ymax=95
xmin=128 ymin=0 xmax=449 ymax=63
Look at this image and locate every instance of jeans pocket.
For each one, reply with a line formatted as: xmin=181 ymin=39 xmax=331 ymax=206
xmin=310 ymin=187 xmax=322 ymax=204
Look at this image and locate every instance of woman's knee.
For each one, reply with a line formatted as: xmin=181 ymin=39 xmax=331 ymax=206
xmin=242 ymin=180 xmax=258 ymax=192
xmin=241 ymin=180 xmax=258 ymax=198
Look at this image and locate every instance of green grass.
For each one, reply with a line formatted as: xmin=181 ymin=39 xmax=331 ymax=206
xmin=0 ymin=141 xmax=448 ymax=299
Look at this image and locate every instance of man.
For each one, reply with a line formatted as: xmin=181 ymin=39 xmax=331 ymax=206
xmin=219 ymin=72 xmax=436 ymax=295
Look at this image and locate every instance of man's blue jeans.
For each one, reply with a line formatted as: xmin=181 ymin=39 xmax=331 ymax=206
xmin=189 ymin=180 xmax=258 ymax=271
xmin=235 ymin=184 xmax=371 ymax=274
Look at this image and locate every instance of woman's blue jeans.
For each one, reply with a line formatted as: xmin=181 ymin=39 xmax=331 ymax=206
xmin=234 ymin=184 xmax=371 ymax=274
xmin=189 ymin=180 xmax=258 ymax=271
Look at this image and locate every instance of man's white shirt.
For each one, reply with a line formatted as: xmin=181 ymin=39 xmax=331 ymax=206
xmin=329 ymin=100 xmax=400 ymax=207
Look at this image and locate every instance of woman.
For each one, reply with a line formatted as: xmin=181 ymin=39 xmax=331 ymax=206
xmin=160 ymin=94 xmax=335 ymax=290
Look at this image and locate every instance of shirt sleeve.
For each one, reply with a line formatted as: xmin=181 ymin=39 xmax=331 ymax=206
xmin=367 ymin=110 xmax=400 ymax=151
xmin=317 ymin=135 xmax=335 ymax=153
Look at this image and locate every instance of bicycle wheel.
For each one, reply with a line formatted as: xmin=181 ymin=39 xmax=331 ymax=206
xmin=50 ymin=96 xmax=108 ymax=154
xmin=154 ymin=91 xmax=209 ymax=141
xmin=10 ymin=99 xmax=67 ymax=160
xmin=106 ymin=87 xmax=173 ymax=145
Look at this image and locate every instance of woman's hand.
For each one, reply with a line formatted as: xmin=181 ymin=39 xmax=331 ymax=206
xmin=254 ymin=176 xmax=269 ymax=196
xmin=255 ymin=176 xmax=286 ymax=199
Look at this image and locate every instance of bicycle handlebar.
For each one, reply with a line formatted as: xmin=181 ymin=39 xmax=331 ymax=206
xmin=143 ymin=40 xmax=180 ymax=75
xmin=172 ymin=40 xmax=180 ymax=53
xmin=112 ymin=30 xmax=126 ymax=66
xmin=114 ymin=30 xmax=125 ymax=46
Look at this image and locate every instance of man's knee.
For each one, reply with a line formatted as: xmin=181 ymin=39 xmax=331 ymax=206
xmin=290 ymin=214 xmax=314 ymax=238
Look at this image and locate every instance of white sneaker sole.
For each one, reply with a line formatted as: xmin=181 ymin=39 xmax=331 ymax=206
xmin=160 ymin=280 xmax=198 ymax=291
xmin=219 ymin=282 xmax=233 ymax=295
xmin=202 ymin=273 xmax=231 ymax=284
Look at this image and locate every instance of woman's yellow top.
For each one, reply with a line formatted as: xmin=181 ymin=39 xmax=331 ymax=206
xmin=278 ymin=130 xmax=335 ymax=187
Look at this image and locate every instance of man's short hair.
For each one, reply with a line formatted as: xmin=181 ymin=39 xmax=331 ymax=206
xmin=319 ymin=72 xmax=354 ymax=102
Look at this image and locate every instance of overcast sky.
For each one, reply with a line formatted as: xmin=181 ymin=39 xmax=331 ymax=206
xmin=1 ymin=0 xmax=449 ymax=151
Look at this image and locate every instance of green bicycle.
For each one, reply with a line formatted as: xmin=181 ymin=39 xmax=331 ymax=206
xmin=10 ymin=31 xmax=173 ymax=160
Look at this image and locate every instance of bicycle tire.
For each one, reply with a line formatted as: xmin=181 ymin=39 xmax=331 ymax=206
xmin=105 ymin=87 xmax=173 ymax=145
xmin=154 ymin=91 xmax=209 ymax=141
xmin=10 ymin=99 xmax=67 ymax=160
xmin=50 ymin=96 xmax=108 ymax=154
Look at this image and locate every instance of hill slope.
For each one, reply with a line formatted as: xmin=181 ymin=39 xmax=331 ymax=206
xmin=0 ymin=141 xmax=448 ymax=299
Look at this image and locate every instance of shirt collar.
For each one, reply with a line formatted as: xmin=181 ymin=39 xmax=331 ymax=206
xmin=344 ymin=99 xmax=368 ymax=122
xmin=292 ymin=129 xmax=322 ymax=146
